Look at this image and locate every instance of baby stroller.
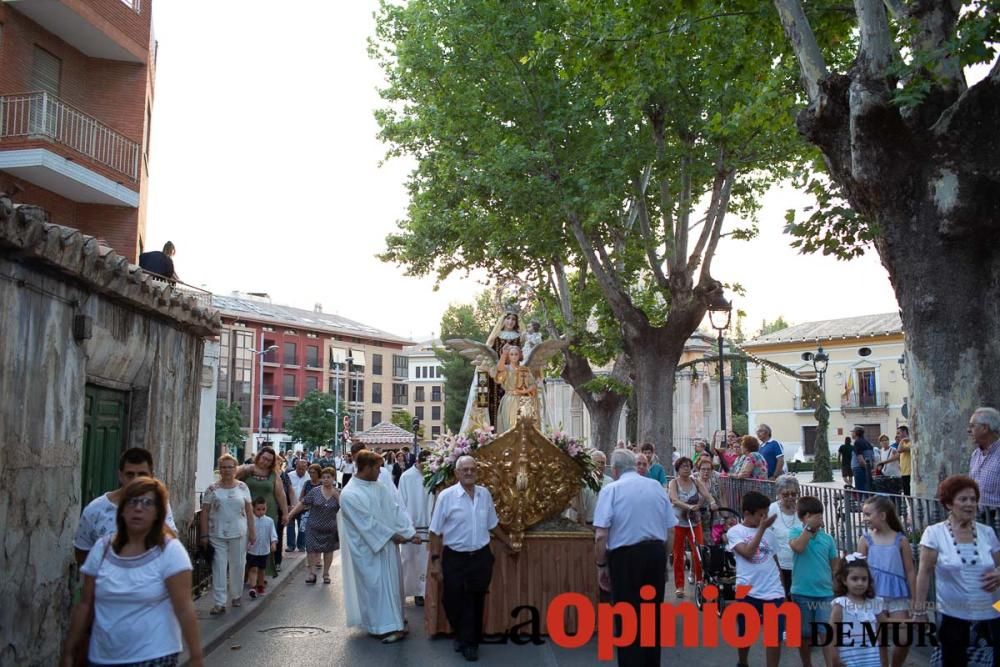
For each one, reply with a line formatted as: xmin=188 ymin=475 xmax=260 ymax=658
xmin=694 ymin=507 xmax=739 ymax=616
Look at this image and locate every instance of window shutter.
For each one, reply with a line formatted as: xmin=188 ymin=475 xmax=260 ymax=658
xmin=31 ymin=47 xmax=61 ymax=96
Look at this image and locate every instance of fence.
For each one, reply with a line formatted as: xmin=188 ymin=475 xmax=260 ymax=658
xmin=0 ymin=92 xmax=140 ymax=181
xmin=182 ymin=494 xmax=213 ymax=599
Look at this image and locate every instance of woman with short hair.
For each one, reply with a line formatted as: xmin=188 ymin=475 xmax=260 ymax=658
xmin=200 ymin=454 xmax=254 ymax=615
xmin=288 ymin=467 xmax=340 ymax=585
xmin=668 ymin=456 xmax=717 ymax=598
xmin=767 ymin=474 xmax=802 ymax=597
xmin=732 ymin=435 xmax=768 ymax=480
xmin=237 ymin=446 xmax=288 ymax=587
xmin=915 ymin=475 xmax=1000 ymax=666
xmin=61 ymin=478 xmax=203 ymax=666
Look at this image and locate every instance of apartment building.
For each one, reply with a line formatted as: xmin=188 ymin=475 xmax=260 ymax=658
xmin=212 ymin=293 xmax=413 ymax=452
xmin=0 ymin=0 xmax=154 ymax=261
xmin=743 ymin=312 xmax=908 ymax=461
xmin=404 ymin=339 xmax=446 ymax=440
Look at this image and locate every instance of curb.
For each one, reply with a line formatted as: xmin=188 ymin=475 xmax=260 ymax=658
xmin=181 ymin=552 xmax=308 ymax=665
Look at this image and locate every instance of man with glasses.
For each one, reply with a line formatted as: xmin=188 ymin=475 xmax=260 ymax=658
xmin=73 ymin=447 xmax=177 ymax=565
xmin=969 ymin=407 xmax=1000 ymax=506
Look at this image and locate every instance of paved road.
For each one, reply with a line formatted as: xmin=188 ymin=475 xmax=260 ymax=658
xmin=203 ymin=553 xmax=930 ymax=667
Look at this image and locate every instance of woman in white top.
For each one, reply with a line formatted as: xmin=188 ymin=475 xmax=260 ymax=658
xmin=915 ymin=475 xmax=1000 ymax=667
xmin=767 ymin=474 xmax=802 ymax=598
xmin=61 ymin=478 xmax=203 ymax=667
xmin=200 ymin=454 xmax=254 ymax=615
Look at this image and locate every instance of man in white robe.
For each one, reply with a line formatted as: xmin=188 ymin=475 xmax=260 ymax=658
xmin=398 ymin=451 xmax=435 ymax=605
xmin=338 ymin=450 xmax=420 ymax=643
xmin=349 ymin=443 xmax=401 ymax=504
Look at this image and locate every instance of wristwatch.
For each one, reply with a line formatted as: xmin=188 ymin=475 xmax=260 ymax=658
xmin=804 ymin=525 xmax=817 ymax=534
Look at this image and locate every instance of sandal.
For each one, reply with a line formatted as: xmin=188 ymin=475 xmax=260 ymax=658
xmin=675 ymin=588 xmax=685 ymax=598
xmin=381 ymin=631 xmax=406 ymax=644
xmin=231 ymin=598 xmax=241 ymax=607
xmin=209 ymin=605 xmax=226 ymax=615
xmin=323 ymin=575 xmax=332 ymax=584
xmin=305 ymin=573 xmax=317 ymax=585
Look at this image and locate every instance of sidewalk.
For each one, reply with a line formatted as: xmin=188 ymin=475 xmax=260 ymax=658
xmin=181 ymin=550 xmax=308 ymax=666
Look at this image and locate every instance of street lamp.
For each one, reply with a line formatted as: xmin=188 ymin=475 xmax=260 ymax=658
xmin=707 ymin=292 xmax=732 ymax=440
xmin=251 ymin=341 xmax=278 ymax=454
xmin=801 ymin=345 xmax=832 ymax=482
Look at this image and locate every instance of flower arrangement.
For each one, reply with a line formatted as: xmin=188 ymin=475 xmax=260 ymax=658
xmin=549 ymin=431 xmax=602 ymax=493
xmin=423 ymin=427 xmax=497 ymax=490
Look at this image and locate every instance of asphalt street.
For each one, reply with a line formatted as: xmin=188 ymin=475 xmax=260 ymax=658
xmin=203 ymin=552 xmax=930 ymax=667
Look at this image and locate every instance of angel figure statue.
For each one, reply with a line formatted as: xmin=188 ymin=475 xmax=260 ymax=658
xmin=448 ymin=331 xmax=566 ymax=435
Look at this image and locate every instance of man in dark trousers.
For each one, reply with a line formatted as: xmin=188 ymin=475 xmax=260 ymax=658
xmin=851 ymin=425 xmax=875 ymax=492
xmin=428 ymin=455 xmax=512 ymax=662
xmin=593 ymin=448 xmax=677 ymax=667
xmin=138 ymin=241 xmax=179 ymax=282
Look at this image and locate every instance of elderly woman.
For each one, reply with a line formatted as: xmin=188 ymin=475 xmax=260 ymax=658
xmin=288 ymin=466 xmax=340 ymax=584
xmin=62 ymin=479 xmax=203 ymax=666
xmin=732 ymin=435 xmax=769 ymax=480
xmin=237 ymin=446 xmax=288 ymax=587
xmin=767 ymin=475 xmax=802 ymax=597
xmin=668 ymin=456 xmax=718 ymax=597
xmin=696 ymin=457 xmax=723 ymax=534
xmin=915 ymin=475 xmax=1000 ymax=666
xmin=200 ymin=454 xmax=254 ymax=614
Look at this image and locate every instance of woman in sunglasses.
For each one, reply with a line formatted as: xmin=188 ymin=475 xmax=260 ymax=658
xmin=62 ymin=478 xmax=203 ymax=666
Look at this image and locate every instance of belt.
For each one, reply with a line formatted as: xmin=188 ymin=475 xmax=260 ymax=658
xmin=444 ymin=545 xmax=490 ymax=556
xmin=609 ymin=539 xmax=664 ymax=553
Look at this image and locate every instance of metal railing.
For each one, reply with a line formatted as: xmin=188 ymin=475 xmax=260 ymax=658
xmin=142 ymin=272 xmax=213 ymax=309
xmin=841 ymin=391 xmax=891 ymax=411
xmin=182 ymin=502 xmax=213 ymax=599
xmin=0 ymin=92 xmax=140 ymax=181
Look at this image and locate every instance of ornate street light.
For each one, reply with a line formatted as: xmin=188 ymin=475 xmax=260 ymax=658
xmin=707 ymin=292 xmax=732 ymax=439
xmin=801 ymin=344 xmax=832 ymax=482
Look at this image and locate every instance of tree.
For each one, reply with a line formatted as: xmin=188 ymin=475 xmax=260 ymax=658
xmin=758 ymin=316 xmax=790 ymax=337
xmin=215 ymin=400 xmax=245 ymax=452
xmin=437 ymin=297 xmax=492 ymax=433
xmin=772 ymin=0 xmax=999 ymax=492
xmin=391 ymin=409 xmax=426 ymax=439
xmin=729 ymin=314 xmax=750 ymax=436
xmin=373 ymin=0 xmax=805 ymax=465
xmin=284 ymin=391 xmax=341 ymax=453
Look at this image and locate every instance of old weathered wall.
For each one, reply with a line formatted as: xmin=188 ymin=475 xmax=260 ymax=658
xmin=0 ymin=205 xmax=216 ymax=665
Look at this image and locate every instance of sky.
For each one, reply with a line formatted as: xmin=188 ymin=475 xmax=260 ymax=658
xmin=146 ymin=1 xmax=900 ymax=343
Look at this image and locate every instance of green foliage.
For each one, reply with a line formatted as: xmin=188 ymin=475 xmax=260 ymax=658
xmin=729 ymin=313 xmax=748 ymax=429
xmin=784 ymin=171 xmax=875 ymax=260
xmin=284 ymin=391 xmax=342 ymax=452
xmin=757 ymin=316 xmax=790 ymax=337
xmin=215 ymin=401 xmax=245 ymax=447
xmin=391 ymin=409 xmax=425 ymax=439
xmin=436 ymin=296 xmax=492 ymax=433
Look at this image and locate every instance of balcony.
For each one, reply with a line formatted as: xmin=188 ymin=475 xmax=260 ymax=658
xmin=0 ymin=92 xmax=140 ymax=204
xmin=841 ymin=391 xmax=890 ymax=413
xmin=5 ymin=0 xmax=149 ymax=62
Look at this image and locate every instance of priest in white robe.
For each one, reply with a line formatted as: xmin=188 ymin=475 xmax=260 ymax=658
xmin=338 ymin=449 xmax=420 ymax=643
xmin=348 ymin=443 xmax=401 ymax=505
xmin=398 ymin=451 xmax=435 ymax=604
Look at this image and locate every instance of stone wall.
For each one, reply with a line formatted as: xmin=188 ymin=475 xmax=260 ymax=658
xmin=0 ymin=200 xmax=219 ymax=665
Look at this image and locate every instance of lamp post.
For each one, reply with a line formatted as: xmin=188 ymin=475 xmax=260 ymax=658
xmin=251 ymin=340 xmax=278 ymax=454
xmin=707 ymin=292 xmax=732 ymax=448
xmin=801 ymin=345 xmax=832 ymax=482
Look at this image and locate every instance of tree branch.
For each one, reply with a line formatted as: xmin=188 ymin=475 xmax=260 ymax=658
xmin=633 ymin=179 xmax=670 ymax=290
xmin=772 ymin=0 xmax=829 ymax=103
xmin=567 ymin=213 xmax=635 ymax=321
xmin=698 ymin=171 xmax=735 ymax=284
xmin=551 ymin=258 xmax=574 ymax=324
xmin=672 ymin=152 xmax=693 ymax=276
xmin=855 ymin=0 xmax=894 ymax=80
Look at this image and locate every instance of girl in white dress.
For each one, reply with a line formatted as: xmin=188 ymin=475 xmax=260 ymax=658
xmin=830 ymin=555 xmax=888 ymax=667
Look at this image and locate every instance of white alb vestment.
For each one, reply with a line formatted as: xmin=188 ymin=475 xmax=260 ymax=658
xmin=378 ymin=466 xmax=402 ymax=505
xmin=339 ymin=477 xmax=415 ymax=635
xmin=398 ymin=466 xmax=435 ymax=597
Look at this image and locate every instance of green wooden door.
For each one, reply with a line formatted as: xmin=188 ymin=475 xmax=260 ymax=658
xmin=81 ymin=385 xmax=128 ymax=506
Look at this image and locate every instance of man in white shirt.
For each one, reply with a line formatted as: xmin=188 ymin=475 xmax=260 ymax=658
xmin=338 ymin=449 xmax=420 ymax=644
xmin=73 ymin=447 xmax=177 ymax=565
xmin=429 ymin=456 xmax=512 ymax=662
xmin=285 ymin=458 xmax=310 ymax=552
xmin=593 ymin=448 xmax=676 ymax=667
xmin=399 ymin=450 xmax=435 ymax=606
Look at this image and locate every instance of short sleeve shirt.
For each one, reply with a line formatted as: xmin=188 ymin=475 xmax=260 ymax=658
xmin=920 ymin=521 xmax=1000 ymax=620
xmin=725 ymin=522 xmax=785 ymax=601
xmin=788 ymin=526 xmax=837 ymax=597
xmin=970 ymin=440 xmax=1000 ymax=506
xmin=593 ymin=471 xmax=676 ymax=550
xmin=202 ymin=482 xmax=251 ymax=539
xmin=759 ymin=440 xmax=784 ymax=477
xmin=429 ymin=484 xmax=499 ymax=552
xmin=81 ymin=537 xmax=192 ymax=664
xmin=74 ymin=493 xmax=177 ymax=551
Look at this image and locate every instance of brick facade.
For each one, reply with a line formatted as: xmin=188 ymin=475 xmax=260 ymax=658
xmin=0 ymin=1 xmax=153 ymax=261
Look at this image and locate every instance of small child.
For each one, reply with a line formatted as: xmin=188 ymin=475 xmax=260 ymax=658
xmin=725 ymin=491 xmax=785 ymax=667
xmin=247 ymin=497 xmax=278 ymax=599
xmin=788 ymin=496 xmax=839 ymax=667
xmin=858 ymin=496 xmax=915 ymax=667
xmin=714 ymin=515 xmax=739 ymax=544
xmin=831 ymin=556 xmax=887 ymax=667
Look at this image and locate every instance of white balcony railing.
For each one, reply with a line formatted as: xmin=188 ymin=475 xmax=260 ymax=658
xmin=0 ymin=92 xmax=140 ymax=182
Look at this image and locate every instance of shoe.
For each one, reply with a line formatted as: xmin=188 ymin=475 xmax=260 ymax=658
xmin=453 ymin=639 xmax=463 ymax=653
xmin=255 ymin=585 xmax=266 ymax=597
xmin=462 ymin=646 xmax=479 ymax=662
xmin=675 ymin=588 xmax=685 ymax=598
xmin=381 ymin=631 xmax=406 ymax=644
xmin=231 ymin=598 xmax=241 ymax=607
xmin=209 ymin=605 xmax=226 ymax=615
xmin=323 ymin=575 xmax=331 ymax=584
xmin=414 ymin=596 xmax=425 ymax=607
xmin=275 ymin=564 xmax=282 ymax=573
xmin=305 ymin=573 xmax=317 ymax=585
xmin=286 ymin=548 xmax=296 ymax=553
xmin=248 ymin=589 xmax=258 ymax=600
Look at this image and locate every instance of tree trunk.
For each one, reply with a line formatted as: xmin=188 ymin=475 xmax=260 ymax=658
xmin=560 ymin=348 xmax=630 ymax=454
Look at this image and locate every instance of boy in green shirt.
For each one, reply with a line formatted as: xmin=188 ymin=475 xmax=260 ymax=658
xmin=788 ymin=496 xmax=839 ymax=667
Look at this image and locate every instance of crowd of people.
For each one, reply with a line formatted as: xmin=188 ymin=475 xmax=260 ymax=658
xmin=59 ymin=406 xmax=1000 ymax=667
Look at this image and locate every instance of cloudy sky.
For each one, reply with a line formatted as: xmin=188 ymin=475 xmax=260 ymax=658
xmin=146 ymin=1 xmax=899 ymax=341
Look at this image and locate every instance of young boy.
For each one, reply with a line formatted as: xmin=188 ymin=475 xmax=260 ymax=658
xmin=247 ymin=497 xmax=278 ymax=599
xmin=788 ymin=496 xmax=839 ymax=667
xmin=726 ymin=491 xmax=785 ymax=667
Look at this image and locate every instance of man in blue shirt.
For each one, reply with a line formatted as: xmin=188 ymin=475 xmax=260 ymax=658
xmin=640 ymin=442 xmax=668 ymax=486
xmin=755 ymin=424 xmax=785 ymax=480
